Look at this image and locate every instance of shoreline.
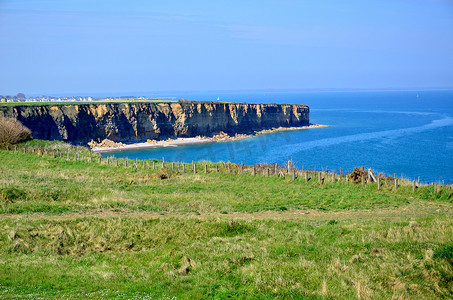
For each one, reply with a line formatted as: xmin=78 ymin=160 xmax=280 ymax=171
xmin=92 ymin=124 xmax=328 ymax=153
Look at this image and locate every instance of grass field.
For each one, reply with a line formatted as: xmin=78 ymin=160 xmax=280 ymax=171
xmin=0 ymin=140 xmax=452 ymax=299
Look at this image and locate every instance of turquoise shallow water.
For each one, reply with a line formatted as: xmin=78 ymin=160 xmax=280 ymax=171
xmin=104 ymin=90 xmax=453 ymax=184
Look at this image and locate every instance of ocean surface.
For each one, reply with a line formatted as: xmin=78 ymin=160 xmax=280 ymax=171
xmin=104 ymin=90 xmax=453 ymax=184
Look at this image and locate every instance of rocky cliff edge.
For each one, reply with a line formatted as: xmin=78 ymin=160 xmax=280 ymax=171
xmin=0 ymin=102 xmax=309 ymax=145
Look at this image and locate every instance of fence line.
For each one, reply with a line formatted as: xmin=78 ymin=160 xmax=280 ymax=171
xmin=2 ymin=145 xmax=452 ymax=192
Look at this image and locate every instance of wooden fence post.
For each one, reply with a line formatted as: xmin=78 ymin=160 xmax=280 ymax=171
xmin=153 ymin=161 xmax=155 ymax=169
xmin=194 ymin=164 xmax=197 ymax=174
xmin=172 ymin=162 xmax=174 ymax=171
xmin=267 ymin=167 xmax=270 ymax=177
xmin=252 ymin=166 xmax=256 ymax=176
xmin=204 ymin=164 xmax=207 ymax=173
xmin=394 ymin=178 xmax=398 ymax=190
xmin=361 ymin=176 xmax=364 ymax=186
xmin=292 ymin=170 xmax=296 ymax=181
xmin=216 ymin=165 xmax=219 ymax=173
xmin=162 ymin=161 xmax=165 ymax=169
xmin=377 ymin=177 xmax=381 ymax=190
xmin=143 ymin=161 xmax=146 ymax=169
xmin=228 ymin=165 xmax=231 ymax=174
xmin=412 ymin=180 xmax=416 ymax=192
xmin=332 ymin=173 xmax=336 ymax=182
xmin=274 ymin=164 xmax=277 ymax=175
xmin=182 ymin=163 xmax=185 ymax=173
xmin=305 ymin=172 xmax=308 ymax=182
xmin=318 ymin=172 xmax=322 ymax=183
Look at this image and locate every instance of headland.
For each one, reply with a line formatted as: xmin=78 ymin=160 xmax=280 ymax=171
xmin=0 ymin=101 xmax=311 ymax=146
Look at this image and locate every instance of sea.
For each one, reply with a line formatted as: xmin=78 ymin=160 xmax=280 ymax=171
xmin=104 ymin=90 xmax=453 ymax=184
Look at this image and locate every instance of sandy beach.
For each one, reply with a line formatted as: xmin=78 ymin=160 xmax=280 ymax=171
xmin=92 ymin=124 xmax=328 ymax=153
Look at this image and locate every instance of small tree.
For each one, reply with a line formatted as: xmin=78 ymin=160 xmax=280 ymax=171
xmin=0 ymin=117 xmax=32 ymax=146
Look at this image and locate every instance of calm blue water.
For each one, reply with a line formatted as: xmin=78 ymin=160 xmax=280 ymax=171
xmin=104 ymin=91 xmax=453 ymax=184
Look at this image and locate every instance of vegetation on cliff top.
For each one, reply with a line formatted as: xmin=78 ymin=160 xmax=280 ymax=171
xmin=0 ymin=99 xmax=178 ymax=107
xmin=0 ymin=99 xmax=302 ymax=107
xmin=0 ymin=140 xmax=452 ymax=299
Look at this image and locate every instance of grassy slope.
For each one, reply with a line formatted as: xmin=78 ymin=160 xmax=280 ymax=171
xmin=0 ymin=140 xmax=452 ymax=299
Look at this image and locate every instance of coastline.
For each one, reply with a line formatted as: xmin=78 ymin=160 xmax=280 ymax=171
xmin=92 ymin=124 xmax=328 ymax=153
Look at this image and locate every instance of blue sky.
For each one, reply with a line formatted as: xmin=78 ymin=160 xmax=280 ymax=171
xmin=1 ymin=0 xmax=452 ymax=95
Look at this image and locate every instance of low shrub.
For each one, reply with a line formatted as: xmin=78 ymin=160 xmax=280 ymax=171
xmin=347 ymin=167 xmax=366 ymax=183
xmin=0 ymin=117 xmax=31 ymax=146
xmin=153 ymin=171 xmax=176 ymax=180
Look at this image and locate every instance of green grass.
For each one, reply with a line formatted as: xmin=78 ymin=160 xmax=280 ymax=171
xmin=0 ymin=140 xmax=452 ymax=299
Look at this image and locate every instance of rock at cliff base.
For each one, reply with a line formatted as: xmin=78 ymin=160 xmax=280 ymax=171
xmin=88 ymin=139 xmax=125 ymax=149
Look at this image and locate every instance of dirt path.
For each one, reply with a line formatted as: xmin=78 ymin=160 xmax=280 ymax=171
xmin=1 ymin=201 xmax=451 ymax=222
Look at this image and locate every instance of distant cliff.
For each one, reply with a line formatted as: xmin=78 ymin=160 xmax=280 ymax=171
xmin=0 ymin=102 xmax=309 ymax=145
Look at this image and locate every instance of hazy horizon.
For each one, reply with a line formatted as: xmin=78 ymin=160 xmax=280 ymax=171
xmin=4 ymin=87 xmax=451 ymax=99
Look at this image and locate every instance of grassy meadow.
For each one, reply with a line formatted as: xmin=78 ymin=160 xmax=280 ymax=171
xmin=0 ymin=140 xmax=452 ymax=299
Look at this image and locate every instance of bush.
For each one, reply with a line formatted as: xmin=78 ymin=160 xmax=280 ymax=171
xmin=0 ymin=117 xmax=31 ymax=146
xmin=347 ymin=167 xmax=366 ymax=183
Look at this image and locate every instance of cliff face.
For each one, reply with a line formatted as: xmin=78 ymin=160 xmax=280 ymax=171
xmin=0 ymin=102 xmax=309 ymax=144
